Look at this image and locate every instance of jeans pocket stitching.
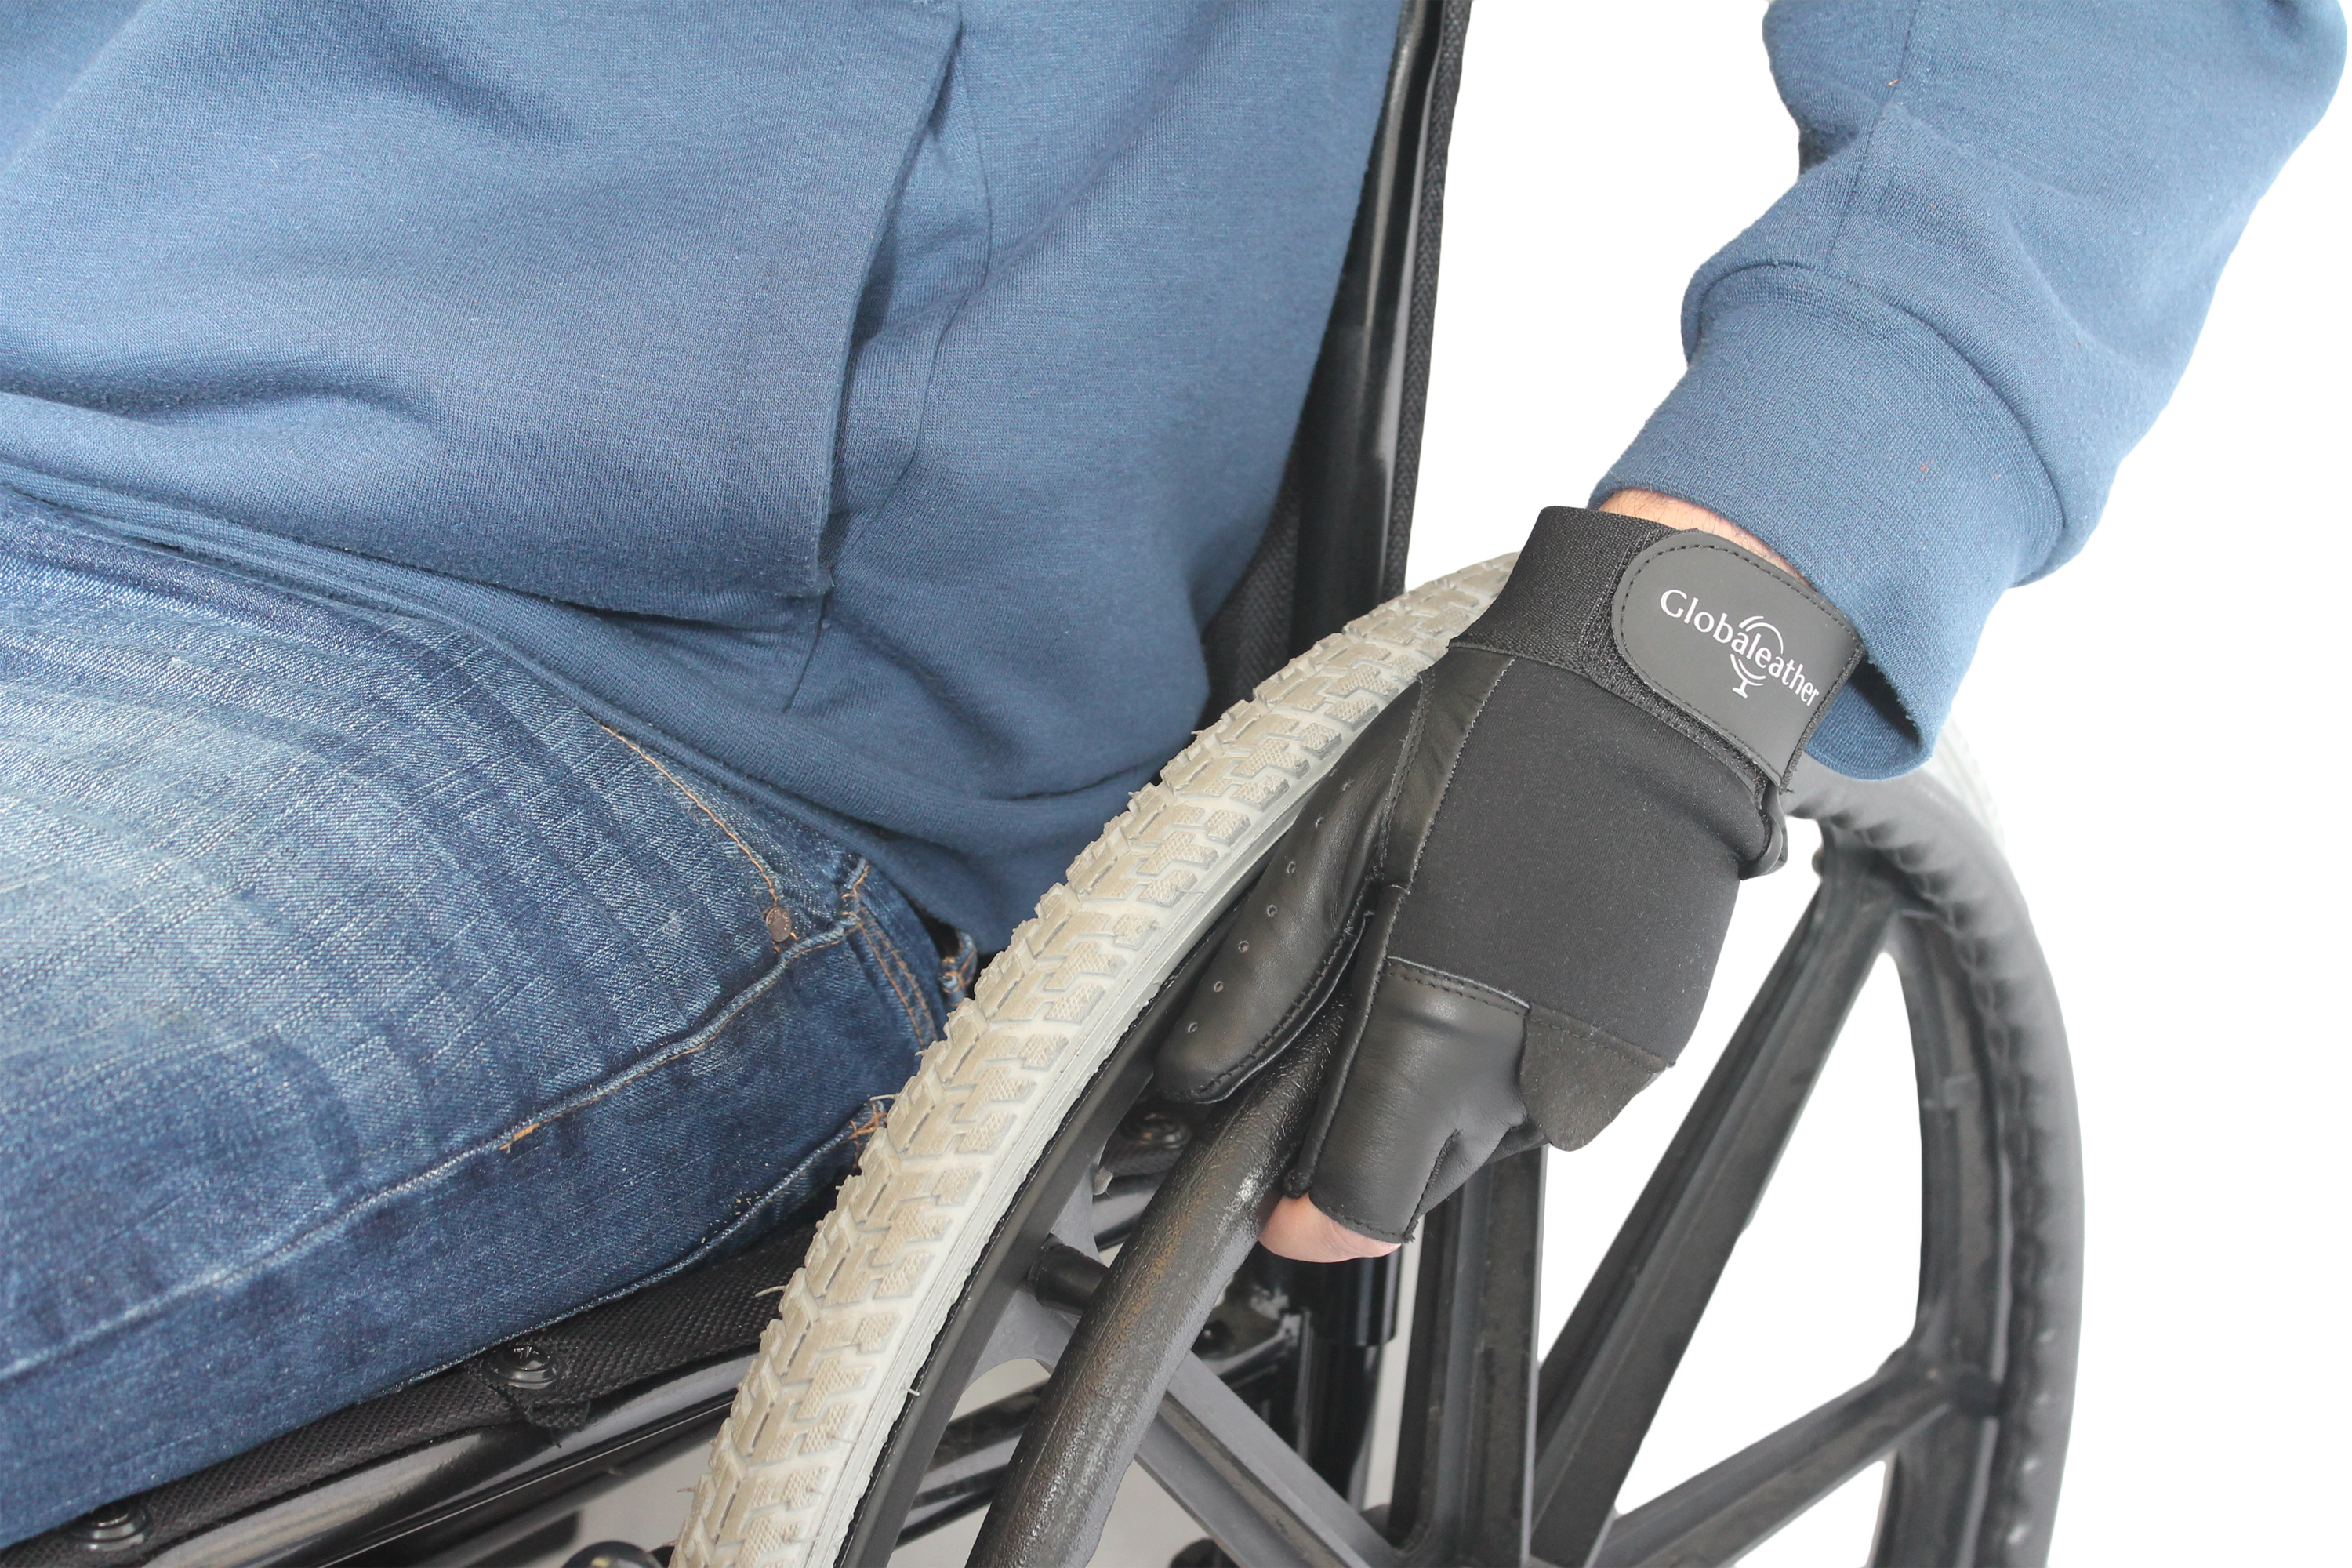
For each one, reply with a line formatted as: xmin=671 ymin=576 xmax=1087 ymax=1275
xmin=842 ymin=860 xmax=938 ymax=1047
xmin=597 ymin=722 xmax=799 ymax=949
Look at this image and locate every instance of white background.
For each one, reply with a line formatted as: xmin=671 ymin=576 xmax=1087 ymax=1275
xmin=1406 ymin=2 xmax=2350 ymax=1561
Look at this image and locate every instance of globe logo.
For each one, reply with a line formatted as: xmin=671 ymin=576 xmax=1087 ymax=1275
xmin=1730 ymin=615 xmax=1784 ymax=698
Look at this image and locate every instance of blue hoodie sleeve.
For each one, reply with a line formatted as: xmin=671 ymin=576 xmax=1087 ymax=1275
xmin=1594 ymin=0 xmax=2345 ymax=777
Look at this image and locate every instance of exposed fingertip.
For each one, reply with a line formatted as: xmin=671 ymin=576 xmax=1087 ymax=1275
xmin=1258 ymin=1193 xmax=1400 ymax=1261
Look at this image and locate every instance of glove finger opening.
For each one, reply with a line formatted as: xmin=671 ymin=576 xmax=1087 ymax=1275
xmin=1292 ymin=946 xmax=1531 ymax=1245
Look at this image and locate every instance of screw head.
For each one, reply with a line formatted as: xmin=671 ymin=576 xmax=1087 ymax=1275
xmin=562 ymin=1544 xmax=666 ymax=1568
xmin=1118 ymin=1111 xmax=1190 ymax=1151
xmin=488 ymin=1342 xmax=562 ymax=1388
xmin=64 ymin=1504 xmax=149 ymax=1550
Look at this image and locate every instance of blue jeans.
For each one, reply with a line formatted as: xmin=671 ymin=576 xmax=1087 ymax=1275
xmin=0 ymin=494 xmax=950 ymax=1542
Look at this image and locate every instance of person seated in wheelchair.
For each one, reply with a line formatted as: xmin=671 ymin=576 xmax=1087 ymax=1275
xmin=0 ymin=0 xmax=2338 ymax=1546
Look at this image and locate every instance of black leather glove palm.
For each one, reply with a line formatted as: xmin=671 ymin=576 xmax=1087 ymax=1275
xmin=1158 ymin=508 xmax=1864 ymax=1243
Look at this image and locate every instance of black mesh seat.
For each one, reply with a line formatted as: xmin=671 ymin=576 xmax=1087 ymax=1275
xmin=2 ymin=1224 xmax=818 ymax=1568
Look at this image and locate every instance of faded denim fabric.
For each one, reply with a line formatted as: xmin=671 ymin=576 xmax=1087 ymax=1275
xmin=0 ymin=492 xmax=946 ymax=1542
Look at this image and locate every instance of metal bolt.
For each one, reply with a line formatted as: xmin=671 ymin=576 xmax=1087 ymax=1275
xmin=562 ymin=1544 xmax=666 ymax=1568
xmin=63 ymin=1505 xmax=149 ymax=1550
xmin=1117 ymin=1111 xmax=1189 ymax=1152
xmin=488 ymin=1342 xmax=562 ymax=1388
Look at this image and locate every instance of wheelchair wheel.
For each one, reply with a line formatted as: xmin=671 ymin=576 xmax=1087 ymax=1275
xmin=670 ymin=556 xmax=2082 ymax=1568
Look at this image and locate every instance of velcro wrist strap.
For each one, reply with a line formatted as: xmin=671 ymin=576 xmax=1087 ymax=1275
xmin=1454 ymin=506 xmax=1864 ymax=789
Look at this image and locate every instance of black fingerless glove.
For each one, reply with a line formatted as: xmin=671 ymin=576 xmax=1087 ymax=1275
xmin=1157 ymin=506 xmax=1864 ymax=1243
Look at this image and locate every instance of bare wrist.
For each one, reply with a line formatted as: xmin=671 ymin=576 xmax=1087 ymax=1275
xmin=1596 ymin=488 xmax=1804 ymax=584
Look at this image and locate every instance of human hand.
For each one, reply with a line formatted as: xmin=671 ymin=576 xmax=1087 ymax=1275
xmin=1158 ymin=503 xmax=1862 ymax=1259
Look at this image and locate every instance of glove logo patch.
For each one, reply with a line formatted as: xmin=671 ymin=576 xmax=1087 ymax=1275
xmin=1654 ymin=591 xmax=1824 ymax=707
xmin=1613 ymin=536 xmax=1861 ymax=784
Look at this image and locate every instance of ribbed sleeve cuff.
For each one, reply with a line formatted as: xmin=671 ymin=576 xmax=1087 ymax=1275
xmin=1593 ymin=265 xmax=2063 ymax=779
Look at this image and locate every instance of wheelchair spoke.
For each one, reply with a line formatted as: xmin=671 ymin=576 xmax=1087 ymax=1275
xmin=901 ymin=1387 xmax=1045 ymax=1541
xmin=1589 ymin=1357 xmax=1984 ymax=1567
xmin=1138 ymin=1353 xmax=1403 ymax=1568
xmin=1530 ymin=853 xmax=1902 ymax=1567
xmin=974 ymin=1276 xmax=1083 ymax=1371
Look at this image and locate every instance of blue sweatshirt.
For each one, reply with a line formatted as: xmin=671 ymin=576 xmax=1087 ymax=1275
xmin=0 ymin=1 xmax=2339 ymax=942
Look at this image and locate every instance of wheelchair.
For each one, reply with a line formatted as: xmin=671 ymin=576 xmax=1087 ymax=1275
xmin=1 ymin=1 xmax=2082 ymax=1563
